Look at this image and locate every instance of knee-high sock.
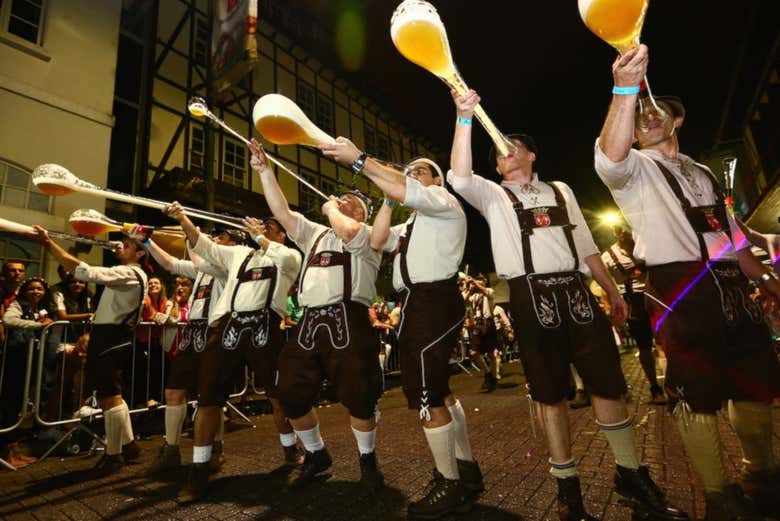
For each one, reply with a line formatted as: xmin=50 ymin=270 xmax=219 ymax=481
xmin=638 ymin=348 xmax=659 ymax=388
xmin=674 ymin=412 xmax=726 ymax=493
xmin=295 ymin=424 xmax=325 ymax=452
xmin=104 ymin=404 xmax=126 ymax=455
xmin=597 ymin=418 xmax=639 ymax=469
xmin=549 ymin=458 xmax=578 ymax=479
xmin=728 ymin=400 xmax=776 ymax=474
xmin=165 ymin=404 xmax=187 ymax=446
xmin=118 ymin=401 xmax=133 ymax=446
xmin=214 ymin=411 xmax=225 ymax=442
xmin=423 ymin=422 xmax=458 ymax=480
xmin=351 ymin=427 xmax=376 ymax=455
xmin=447 ymin=400 xmax=474 ymax=462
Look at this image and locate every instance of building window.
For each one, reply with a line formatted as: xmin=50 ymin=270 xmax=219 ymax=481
xmin=1 ymin=0 xmax=45 ymax=46
xmin=316 ymin=93 xmax=333 ymax=136
xmin=364 ymin=125 xmax=376 ymax=155
xmin=194 ymin=17 xmax=209 ymax=67
xmin=298 ymin=169 xmax=319 ymax=215
xmin=190 ymin=125 xmax=205 ymax=172
xmin=0 ymin=160 xmax=51 ymax=213
xmin=0 ymin=233 xmax=44 ymax=277
xmin=222 ymin=138 xmax=246 ymax=188
xmin=376 ymin=132 xmax=391 ymax=161
xmin=297 ymin=81 xmax=316 ymax=120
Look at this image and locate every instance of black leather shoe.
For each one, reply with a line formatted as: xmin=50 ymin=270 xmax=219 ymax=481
xmin=145 ymin=442 xmax=181 ymax=475
xmin=359 ymin=451 xmax=385 ymax=494
xmin=121 ymin=440 xmax=141 ymax=462
xmin=87 ymin=453 xmax=125 ymax=480
xmin=178 ymin=462 xmax=210 ymax=504
xmin=288 ymin=448 xmax=332 ymax=489
xmin=408 ymin=473 xmax=471 ymax=519
xmin=614 ymin=465 xmax=689 ymax=520
xmin=556 ymin=476 xmax=599 ymax=521
xmin=283 ymin=444 xmax=304 ymax=467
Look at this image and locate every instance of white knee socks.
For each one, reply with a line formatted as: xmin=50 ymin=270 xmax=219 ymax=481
xmin=447 ymin=400 xmax=474 ymax=462
xmin=295 ymin=425 xmax=325 ymax=452
xmin=424 ymin=422 xmax=459 ymax=480
xmin=351 ymin=427 xmax=376 ymax=455
xmin=165 ymin=404 xmax=187 ymax=446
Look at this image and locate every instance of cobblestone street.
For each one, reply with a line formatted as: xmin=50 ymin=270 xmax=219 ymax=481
xmin=1 ymin=352 xmax=778 ymax=521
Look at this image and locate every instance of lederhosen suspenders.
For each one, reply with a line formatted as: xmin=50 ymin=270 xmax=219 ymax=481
xmin=501 ymin=183 xmax=579 ymax=274
xmin=99 ymin=265 xmax=147 ymax=356
xmin=503 ymin=183 xmax=595 ymax=328
xmin=180 ymin=271 xmax=216 ymax=352
xmin=653 ymin=161 xmax=730 ymax=262
xmin=297 ymin=230 xmax=353 ymax=349
xmin=397 ymin=215 xmax=416 ymax=289
xmin=653 ymin=161 xmax=761 ymax=324
xmin=221 ymin=251 xmax=277 ymax=350
xmin=607 ymin=246 xmax=636 ymax=295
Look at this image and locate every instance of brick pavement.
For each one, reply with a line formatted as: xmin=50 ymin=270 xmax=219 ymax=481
xmin=1 ymin=352 xmax=778 ymax=521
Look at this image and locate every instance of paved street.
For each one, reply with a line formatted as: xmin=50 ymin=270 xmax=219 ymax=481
xmin=1 ymin=352 xmax=778 ymax=521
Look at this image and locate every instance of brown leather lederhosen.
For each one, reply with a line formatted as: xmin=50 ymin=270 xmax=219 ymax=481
xmin=502 ymin=184 xmax=595 ymax=328
xmin=179 ymin=271 xmax=215 ymax=353
xmin=220 ymin=252 xmax=277 ymax=350
xmin=502 ymin=184 xmax=625 ymax=404
xmin=395 ymin=214 xmax=464 ymax=414
xmin=296 ymin=230 xmax=352 ymax=349
xmin=650 ymin=161 xmax=763 ymax=327
xmin=646 ymin=161 xmax=777 ymax=412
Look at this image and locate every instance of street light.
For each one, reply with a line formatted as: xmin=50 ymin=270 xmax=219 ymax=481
xmin=600 ymin=211 xmax=621 ymax=226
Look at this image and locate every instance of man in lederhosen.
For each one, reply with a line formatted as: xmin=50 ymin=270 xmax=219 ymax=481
xmin=464 ymin=274 xmax=500 ymax=392
xmin=449 ymin=90 xmax=688 ymax=521
xmin=142 ymin=230 xmax=237 ymax=476
xmin=163 ymin=204 xmax=302 ymax=502
xmin=602 ymin=226 xmax=667 ymax=405
xmin=33 ymin=227 xmax=148 ymax=478
xmin=250 ymin=139 xmax=385 ymax=493
xmin=595 ymin=44 xmax=780 ymax=520
xmin=320 ymin=139 xmax=482 ymax=518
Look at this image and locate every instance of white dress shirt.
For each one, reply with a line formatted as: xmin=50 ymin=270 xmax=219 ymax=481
xmin=289 ymin=213 xmax=381 ymax=307
xmin=74 ymin=262 xmax=147 ymax=325
xmin=447 ymin=171 xmax=599 ymax=279
xmin=383 ymin=178 xmax=466 ymax=290
xmin=191 ymin=234 xmax=301 ymax=320
xmin=594 ymin=140 xmax=746 ymax=265
xmin=170 ymin=258 xmax=227 ymax=323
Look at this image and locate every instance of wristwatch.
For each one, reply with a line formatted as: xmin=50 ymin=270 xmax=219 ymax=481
xmin=758 ymin=272 xmax=778 ymax=286
xmin=350 ymin=153 xmax=368 ymax=174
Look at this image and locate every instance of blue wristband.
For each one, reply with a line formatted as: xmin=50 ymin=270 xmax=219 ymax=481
xmin=384 ymin=199 xmax=396 ymax=207
xmin=457 ymin=117 xmax=472 ymax=126
xmin=612 ymin=85 xmax=640 ymax=95
xmin=254 ymin=234 xmax=265 ymax=244
xmin=141 ymin=239 xmax=151 ymax=248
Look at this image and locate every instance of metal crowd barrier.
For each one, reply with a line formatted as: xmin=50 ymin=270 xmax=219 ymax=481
xmin=0 ymin=319 xmax=256 ymax=469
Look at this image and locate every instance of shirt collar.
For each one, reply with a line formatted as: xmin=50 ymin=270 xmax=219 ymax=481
xmin=640 ymin=148 xmax=695 ymax=166
xmin=501 ymin=173 xmax=540 ymax=187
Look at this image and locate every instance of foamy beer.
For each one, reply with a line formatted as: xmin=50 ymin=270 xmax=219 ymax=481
xmin=252 ymin=94 xmax=336 ymax=146
xmin=579 ymin=0 xmax=649 ymax=54
xmin=578 ymin=0 xmax=666 ymax=129
xmin=69 ymin=209 xmax=120 ymax=236
xmin=390 ymin=0 xmax=516 ymax=157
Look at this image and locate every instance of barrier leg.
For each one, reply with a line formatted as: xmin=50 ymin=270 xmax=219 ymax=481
xmin=225 ymin=402 xmax=255 ymax=428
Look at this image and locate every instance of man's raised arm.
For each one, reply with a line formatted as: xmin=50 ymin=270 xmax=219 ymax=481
xmin=597 ymin=45 xmax=648 ymax=163
xmin=450 ymin=89 xmax=479 ymax=178
xmin=250 ymin=139 xmax=299 ymax=234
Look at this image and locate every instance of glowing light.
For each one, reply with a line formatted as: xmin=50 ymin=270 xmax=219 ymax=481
xmin=600 ymin=212 xmax=621 ymax=226
xmin=336 ymin=7 xmax=366 ymax=71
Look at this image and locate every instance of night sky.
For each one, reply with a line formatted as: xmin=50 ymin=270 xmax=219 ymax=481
xmin=284 ymin=0 xmax=777 ymax=273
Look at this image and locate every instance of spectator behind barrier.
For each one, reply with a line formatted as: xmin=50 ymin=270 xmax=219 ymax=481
xmin=132 ymin=276 xmax=171 ymax=408
xmin=0 ymin=261 xmax=27 ymax=345
xmin=1 ymin=276 xmax=52 ymax=468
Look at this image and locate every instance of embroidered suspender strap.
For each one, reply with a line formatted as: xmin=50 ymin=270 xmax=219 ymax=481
xmin=549 ymin=183 xmax=580 ymax=272
xmin=502 ymin=187 xmax=536 ymax=274
xmin=193 ymin=271 xmax=215 ymax=317
xmin=653 ymin=161 xmax=728 ymax=262
xmin=397 ymin=215 xmax=417 ymax=288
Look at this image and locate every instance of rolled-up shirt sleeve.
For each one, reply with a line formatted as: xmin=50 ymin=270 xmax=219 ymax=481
xmin=170 ymin=259 xmax=198 ymax=279
xmin=265 ymin=241 xmax=302 ymax=277
xmin=289 ymin=212 xmax=325 ymax=253
xmin=594 ymin=138 xmax=641 ymax=191
xmin=344 ymin=223 xmax=372 ymax=256
xmin=404 ymin=178 xmax=463 ymax=218
xmin=383 ymin=224 xmax=405 ymax=253
xmin=74 ymin=262 xmax=141 ymax=287
xmin=446 ymin=170 xmax=501 ymax=214
xmin=2 ymin=301 xmax=43 ymax=329
xmin=190 ymin=233 xmax=234 ymax=271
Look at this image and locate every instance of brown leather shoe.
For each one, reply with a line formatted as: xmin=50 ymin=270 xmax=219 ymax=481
xmin=208 ymin=441 xmax=225 ymax=472
xmin=178 ymin=462 xmax=210 ymax=503
xmin=87 ymin=454 xmax=125 ymax=479
xmin=121 ymin=441 xmax=141 ymax=462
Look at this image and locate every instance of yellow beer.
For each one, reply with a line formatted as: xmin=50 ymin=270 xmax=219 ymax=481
xmin=255 ymin=115 xmax=319 ymax=146
xmin=581 ymin=0 xmax=649 ymax=53
xmin=37 ymin=183 xmax=74 ymax=196
xmin=392 ymin=19 xmax=454 ymax=78
xmin=69 ymin=219 xmax=114 ymax=236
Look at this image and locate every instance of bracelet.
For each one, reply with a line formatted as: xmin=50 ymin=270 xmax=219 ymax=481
xmin=612 ymin=85 xmax=641 ymax=95
xmin=759 ymin=272 xmax=778 ymax=285
xmin=141 ymin=239 xmax=152 ymax=248
xmin=383 ymin=199 xmax=396 ymax=207
xmin=254 ymin=234 xmax=265 ymax=244
xmin=457 ymin=117 xmax=472 ymax=126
